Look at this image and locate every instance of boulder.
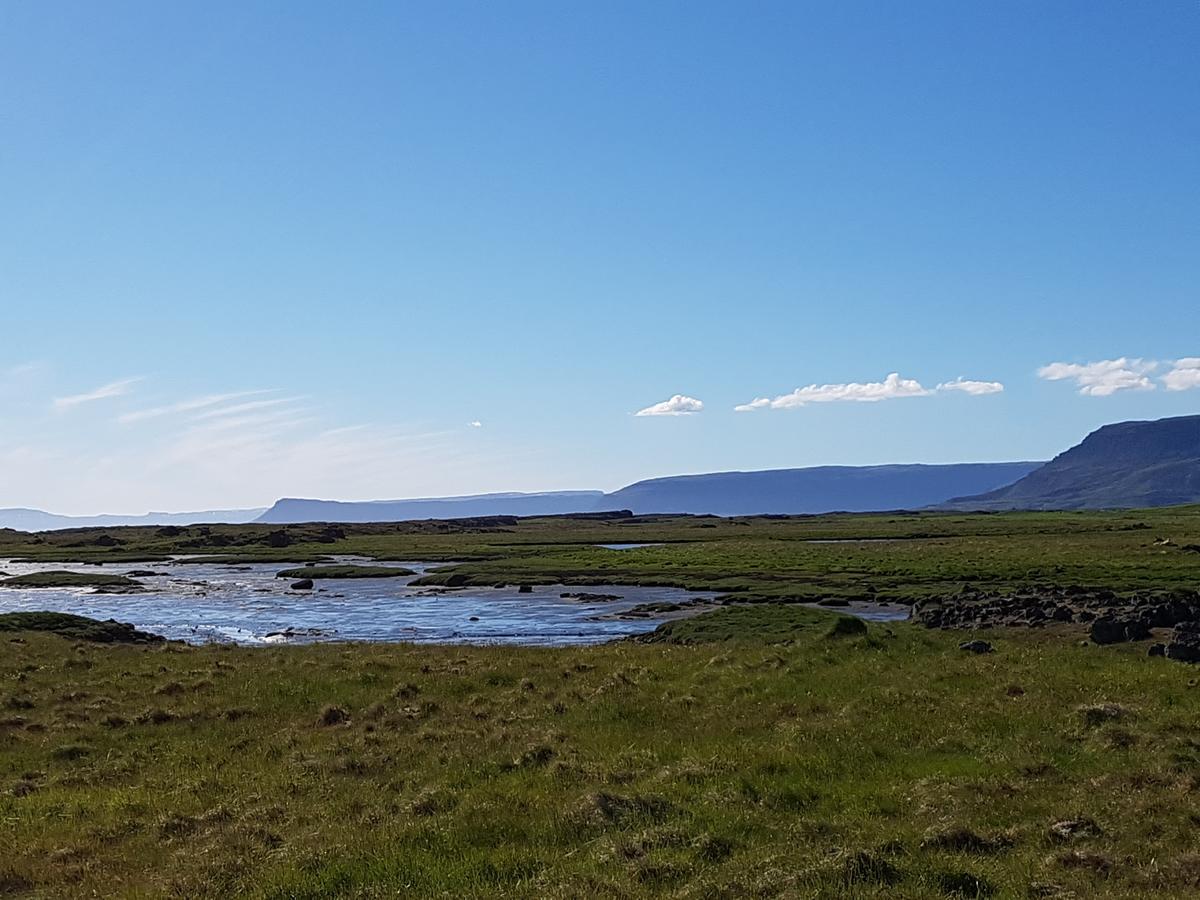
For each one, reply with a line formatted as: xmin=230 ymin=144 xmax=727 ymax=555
xmin=291 ymin=578 xmax=314 ymax=591
xmin=1165 ymin=621 xmax=1200 ymax=662
xmin=959 ymin=640 xmax=994 ymax=654
xmin=1089 ymin=619 xmax=1132 ymax=643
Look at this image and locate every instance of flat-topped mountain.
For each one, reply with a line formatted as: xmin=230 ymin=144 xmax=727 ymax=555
xmin=254 ymin=463 xmax=1040 ymax=523
xmin=607 ymin=463 xmax=1042 ymax=516
xmin=945 ymin=414 xmax=1200 ymax=510
xmin=256 ymin=491 xmax=606 ymax=524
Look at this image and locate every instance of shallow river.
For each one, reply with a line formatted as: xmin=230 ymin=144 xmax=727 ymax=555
xmin=0 ymin=556 xmax=721 ymax=646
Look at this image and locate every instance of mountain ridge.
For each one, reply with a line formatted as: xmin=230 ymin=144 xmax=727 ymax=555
xmin=944 ymin=414 xmax=1200 ymax=510
xmin=252 ymin=463 xmax=1042 ymax=524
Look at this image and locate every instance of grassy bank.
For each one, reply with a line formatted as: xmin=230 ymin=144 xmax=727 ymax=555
xmin=3 ymin=507 xmax=1199 ymax=603
xmin=2 ymin=606 xmax=1199 ymax=898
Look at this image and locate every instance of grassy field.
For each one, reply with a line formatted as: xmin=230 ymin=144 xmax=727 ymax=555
xmin=2 ymin=509 xmax=1200 ymax=897
xmin=3 ymin=506 xmax=1200 ymax=602
xmin=2 ymin=608 xmax=1199 ymax=898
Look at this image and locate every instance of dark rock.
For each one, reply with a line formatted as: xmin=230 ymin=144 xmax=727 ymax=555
xmin=959 ymin=640 xmax=994 ymax=654
xmin=817 ymin=597 xmax=850 ymax=607
xmin=291 ymin=579 xmax=314 ymax=590
xmin=1089 ymin=617 xmax=1132 ymax=645
xmin=1149 ymin=643 xmax=1166 ymax=657
xmin=317 ymin=705 xmax=348 ymax=727
xmin=1166 ymin=621 xmax=1200 ymax=662
xmin=518 ymin=584 xmax=533 ymax=594
xmin=1125 ymin=617 xmax=1152 ymax=641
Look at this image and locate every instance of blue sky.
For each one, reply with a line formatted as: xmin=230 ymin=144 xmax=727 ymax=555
xmin=1 ymin=1 xmax=1197 ymax=513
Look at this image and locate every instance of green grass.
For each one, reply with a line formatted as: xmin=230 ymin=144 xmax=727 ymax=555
xmin=275 ymin=565 xmax=416 ymax=580
xmin=2 ymin=509 xmax=1200 ymax=896
xmin=0 ymin=571 xmax=142 ymax=589
xmin=0 ymin=612 xmax=164 ymax=643
xmin=1 ymin=611 xmax=1199 ymax=898
xmin=3 ymin=508 xmax=1199 ymax=606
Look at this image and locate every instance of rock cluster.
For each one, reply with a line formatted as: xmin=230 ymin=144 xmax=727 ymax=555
xmin=914 ymin=585 xmax=1200 ymax=662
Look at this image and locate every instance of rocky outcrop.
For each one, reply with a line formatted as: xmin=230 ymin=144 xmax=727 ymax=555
xmin=914 ymin=586 xmax=1200 ymax=636
xmin=916 ymin=586 xmax=1200 ymax=662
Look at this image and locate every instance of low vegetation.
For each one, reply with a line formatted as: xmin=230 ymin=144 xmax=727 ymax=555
xmin=2 ymin=509 xmax=1200 ymax=896
xmin=2 ymin=608 xmax=1198 ymax=897
xmin=4 ymin=507 xmax=1199 ymax=604
xmin=0 ymin=571 xmax=143 ymax=590
xmin=0 ymin=612 xmax=163 ymax=643
xmin=274 ymin=565 xmax=416 ymax=580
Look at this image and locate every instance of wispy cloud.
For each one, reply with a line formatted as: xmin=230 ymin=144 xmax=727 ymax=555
xmin=53 ymin=377 xmax=141 ymax=411
xmin=735 ymin=373 xmax=931 ymax=411
xmin=1037 ymin=358 xmax=1157 ymax=396
xmin=936 ymin=377 xmax=1005 ymax=396
xmin=118 ymin=390 xmax=277 ymax=424
xmin=192 ymin=396 xmax=302 ymax=420
xmin=1162 ymin=358 xmax=1200 ymax=392
xmin=469 ymin=420 xmax=483 ymax=428
xmin=635 ymin=394 xmax=704 ymax=417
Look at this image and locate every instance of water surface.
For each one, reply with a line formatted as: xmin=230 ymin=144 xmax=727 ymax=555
xmin=0 ymin=556 xmax=716 ymax=646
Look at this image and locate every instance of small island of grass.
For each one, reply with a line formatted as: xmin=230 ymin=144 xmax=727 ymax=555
xmin=0 ymin=571 xmax=143 ymax=590
xmin=274 ymin=565 xmax=415 ymax=580
xmin=0 ymin=611 xmax=163 ymax=643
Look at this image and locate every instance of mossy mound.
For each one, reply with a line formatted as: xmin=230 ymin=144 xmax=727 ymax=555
xmin=0 ymin=612 xmax=164 ymax=643
xmin=274 ymin=565 xmax=415 ymax=580
xmin=0 ymin=571 xmax=143 ymax=590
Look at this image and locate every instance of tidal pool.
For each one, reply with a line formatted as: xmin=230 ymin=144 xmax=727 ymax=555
xmin=0 ymin=556 xmax=717 ymax=646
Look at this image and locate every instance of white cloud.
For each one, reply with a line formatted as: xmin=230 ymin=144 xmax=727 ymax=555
xmin=936 ymin=377 xmax=1005 ymax=396
xmin=118 ymin=390 xmax=276 ymax=424
xmin=1037 ymin=358 xmax=1157 ymax=396
xmin=53 ymin=377 xmax=141 ymax=411
xmin=735 ymin=372 xmax=931 ymax=411
xmin=1163 ymin=358 xmax=1200 ymax=392
xmin=734 ymin=397 xmax=772 ymax=412
xmin=634 ymin=394 xmax=704 ymax=417
xmin=469 ymin=420 xmax=483 ymax=428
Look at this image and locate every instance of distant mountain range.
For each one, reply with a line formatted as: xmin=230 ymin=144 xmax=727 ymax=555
xmin=0 ymin=507 xmax=266 ymax=532
xmin=254 ymin=463 xmax=1041 ymax=524
xmin=944 ymin=414 xmax=1200 ymax=510
xmin=256 ymin=492 xmax=606 ymax=524
xmin=4 ymin=414 xmax=1197 ymax=531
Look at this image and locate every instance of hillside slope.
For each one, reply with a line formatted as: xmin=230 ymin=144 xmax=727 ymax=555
xmin=945 ymin=414 xmax=1200 ymax=510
